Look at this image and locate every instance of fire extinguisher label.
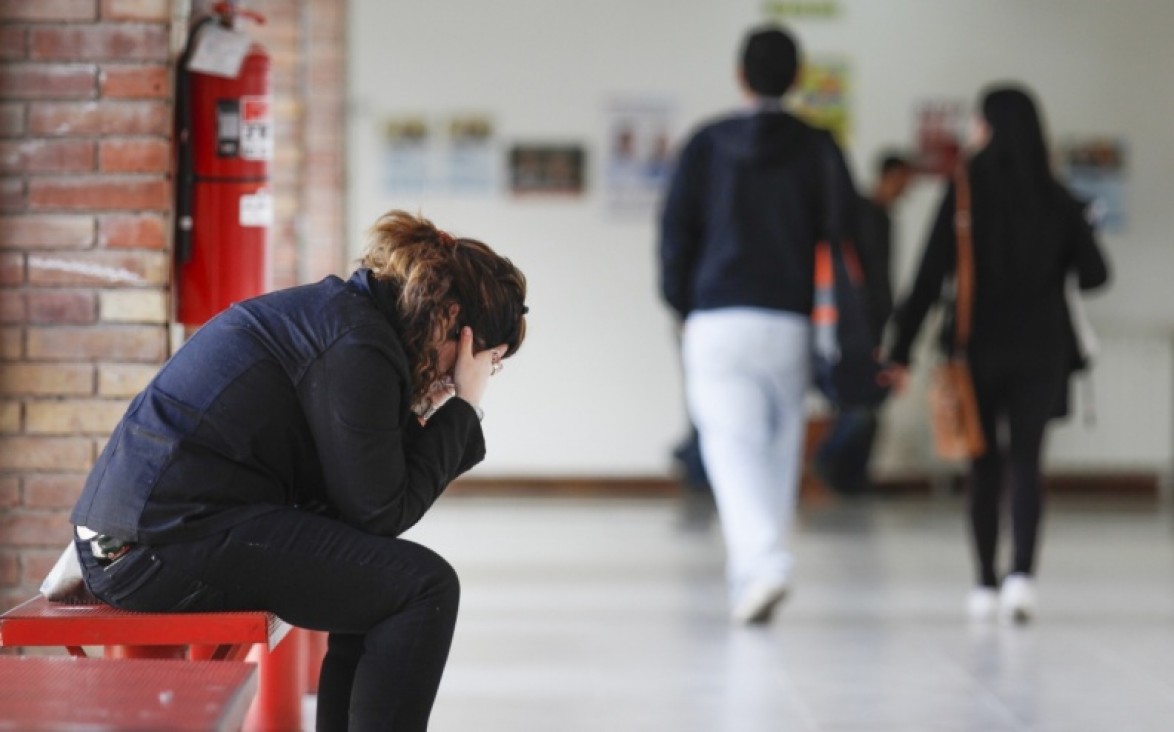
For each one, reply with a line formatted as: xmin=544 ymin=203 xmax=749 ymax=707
xmin=239 ymin=95 xmax=273 ymax=161
xmin=240 ymin=189 xmax=274 ymax=228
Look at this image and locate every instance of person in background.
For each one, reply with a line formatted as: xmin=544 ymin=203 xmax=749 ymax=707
xmin=70 ymin=210 xmax=528 ymax=731
xmin=659 ymin=23 xmax=859 ymax=624
xmin=813 ymin=153 xmax=913 ymax=496
xmin=886 ymin=84 xmax=1109 ymax=623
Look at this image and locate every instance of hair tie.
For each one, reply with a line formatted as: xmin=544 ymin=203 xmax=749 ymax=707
xmin=437 ymin=230 xmax=457 ymax=247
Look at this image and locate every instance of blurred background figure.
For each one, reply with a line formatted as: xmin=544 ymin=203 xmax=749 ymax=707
xmin=813 ymin=152 xmax=913 ymax=497
xmin=886 ymin=84 xmax=1110 ymax=623
xmin=659 ymin=24 xmax=859 ymax=625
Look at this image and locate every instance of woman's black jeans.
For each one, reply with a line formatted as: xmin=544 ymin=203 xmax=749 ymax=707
xmin=76 ymin=507 xmax=460 ymax=732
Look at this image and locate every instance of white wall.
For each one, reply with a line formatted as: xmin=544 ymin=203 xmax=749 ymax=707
xmin=347 ymin=0 xmax=1174 ymax=479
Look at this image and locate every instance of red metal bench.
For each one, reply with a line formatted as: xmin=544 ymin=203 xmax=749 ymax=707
xmin=0 ymin=596 xmax=303 ymax=731
xmin=0 ymin=655 xmax=258 ymax=731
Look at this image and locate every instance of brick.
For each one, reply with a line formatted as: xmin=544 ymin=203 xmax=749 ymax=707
xmin=100 ymin=0 xmax=168 ymax=22
xmin=0 ymin=0 xmax=98 ymax=22
xmin=26 ymin=290 xmax=97 ymax=324
xmin=0 ymin=474 xmax=17 ymax=507
xmin=0 ymin=399 xmax=18 ymax=432
xmin=23 ymin=548 xmax=67 ymax=585
xmin=0 ymin=436 xmax=91 ymax=470
xmin=0 ymin=550 xmax=17 ymax=585
xmin=0 ymin=103 xmax=24 ymax=136
xmin=0 ymin=291 xmax=23 ymax=322
xmin=98 ymin=362 xmax=155 ymax=396
xmin=28 ymin=100 xmax=167 ymax=136
xmin=26 ymin=397 xmax=128 ymax=434
xmin=99 ymin=288 xmax=165 ymax=322
xmin=98 ymin=212 xmax=164 ymax=248
xmin=28 ymin=175 xmax=169 ymax=211
xmin=0 ymin=510 xmax=72 ymax=547
xmin=99 ymin=137 xmax=168 ymax=173
xmin=0 ymin=63 xmax=96 ymax=100
xmin=0 ymin=177 xmax=24 ymax=210
xmin=0 ymin=139 xmax=95 ymax=174
xmin=28 ymin=250 xmax=168 ymax=286
xmin=0 ymin=214 xmax=94 ymax=249
xmin=0 ymin=252 xmax=23 ymax=284
xmin=98 ymin=64 xmax=168 ymax=98
xmin=0 ymin=326 xmax=20 ymax=358
xmin=0 ymin=27 xmax=25 ymax=60
xmin=27 ymin=324 xmax=166 ymax=361
xmin=30 ymin=24 xmax=169 ymax=62
xmin=23 ymin=473 xmax=86 ymax=509
xmin=0 ymin=362 xmax=93 ymax=395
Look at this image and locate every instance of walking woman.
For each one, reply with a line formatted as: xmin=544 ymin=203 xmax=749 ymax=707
xmin=887 ymin=85 xmax=1109 ymax=622
xmin=71 ymin=210 xmax=528 ymax=730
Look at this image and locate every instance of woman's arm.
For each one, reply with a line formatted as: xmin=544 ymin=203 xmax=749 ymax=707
xmin=300 ymin=333 xmax=485 ymax=537
xmin=887 ymin=182 xmax=958 ymax=366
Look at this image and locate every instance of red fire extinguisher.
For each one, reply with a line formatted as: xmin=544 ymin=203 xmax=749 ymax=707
xmin=174 ymin=2 xmax=271 ymax=326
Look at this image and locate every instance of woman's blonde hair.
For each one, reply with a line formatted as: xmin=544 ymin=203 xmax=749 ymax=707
xmin=361 ymin=210 xmax=528 ymax=408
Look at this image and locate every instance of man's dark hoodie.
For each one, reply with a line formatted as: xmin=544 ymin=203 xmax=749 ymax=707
xmin=659 ymin=107 xmax=858 ymax=320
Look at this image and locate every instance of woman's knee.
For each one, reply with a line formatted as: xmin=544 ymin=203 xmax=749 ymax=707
xmin=404 ymin=542 xmax=460 ymax=609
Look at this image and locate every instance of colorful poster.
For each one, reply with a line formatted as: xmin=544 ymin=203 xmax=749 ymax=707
xmin=382 ymin=116 xmax=431 ymax=194
xmin=790 ymin=58 xmax=851 ymax=146
xmin=912 ymin=100 xmax=966 ymax=176
xmin=1057 ymin=137 xmax=1127 ymax=233
xmin=507 ymin=145 xmax=586 ymax=196
xmin=604 ymin=99 xmax=676 ymax=213
xmin=445 ymin=115 xmax=496 ymax=194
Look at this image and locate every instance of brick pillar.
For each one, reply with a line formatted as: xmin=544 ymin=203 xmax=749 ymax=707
xmin=0 ymin=0 xmax=175 ymax=612
xmin=0 ymin=2 xmax=347 ymax=613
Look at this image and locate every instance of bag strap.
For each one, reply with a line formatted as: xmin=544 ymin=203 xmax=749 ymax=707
xmin=953 ymin=164 xmax=975 ymax=351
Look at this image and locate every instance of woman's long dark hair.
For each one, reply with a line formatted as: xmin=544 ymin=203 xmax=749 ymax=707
xmin=970 ymin=84 xmax=1061 ymax=280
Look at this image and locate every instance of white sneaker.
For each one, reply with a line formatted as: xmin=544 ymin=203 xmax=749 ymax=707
xmin=731 ymin=580 xmax=788 ymax=625
xmin=966 ymin=587 xmax=999 ymax=622
xmin=999 ymin=574 xmax=1037 ymax=624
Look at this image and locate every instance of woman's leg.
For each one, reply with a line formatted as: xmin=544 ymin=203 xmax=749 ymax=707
xmin=969 ymin=373 xmax=1006 ymax=588
xmin=1005 ymin=370 xmax=1066 ymax=577
xmin=84 ymin=508 xmax=460 ymax=732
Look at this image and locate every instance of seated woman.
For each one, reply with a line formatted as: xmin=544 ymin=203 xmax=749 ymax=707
xmin=70 ymin=210 xmax=528 ymax=731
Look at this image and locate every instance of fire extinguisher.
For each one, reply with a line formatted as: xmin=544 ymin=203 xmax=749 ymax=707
xmin=174 ymin=2 xmax=271 ymax=326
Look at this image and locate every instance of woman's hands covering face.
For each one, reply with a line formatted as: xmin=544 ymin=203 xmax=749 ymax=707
xmin=452 ymin=326 xmax=506 ymax=408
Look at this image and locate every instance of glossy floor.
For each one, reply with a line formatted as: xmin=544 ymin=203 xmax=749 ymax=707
xmin=304 ymin=494 xmax=1174 ymax=731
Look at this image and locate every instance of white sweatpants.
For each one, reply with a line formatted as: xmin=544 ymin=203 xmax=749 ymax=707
xmin=682 ymin=308 xmax=810 ymax=599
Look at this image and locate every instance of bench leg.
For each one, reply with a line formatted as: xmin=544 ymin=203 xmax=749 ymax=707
xmin=106 ymin=645 xmax=186 ymax=659
xmin=243 ymin=631 xmax=305 ymax=732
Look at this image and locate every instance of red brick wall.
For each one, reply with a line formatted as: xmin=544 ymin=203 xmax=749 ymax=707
xmin=0 ymin=0 xmax=346 ymax=612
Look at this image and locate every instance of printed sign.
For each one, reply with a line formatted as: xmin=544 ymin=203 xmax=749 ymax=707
xmin=239 ymin=96 xmax=273 ymax=161
xmin=239 ymin=189 xmax=273 ymax=227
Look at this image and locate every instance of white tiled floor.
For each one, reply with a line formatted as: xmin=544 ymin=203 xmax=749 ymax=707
xmin=304 ymin=494 xmax=1174 ymax=731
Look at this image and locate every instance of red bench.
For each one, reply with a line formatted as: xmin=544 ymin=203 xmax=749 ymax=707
xmin=0 ymin=596 xmax=304 ymax=731
xmin=0 ymin=655 xmax=258 ymax=731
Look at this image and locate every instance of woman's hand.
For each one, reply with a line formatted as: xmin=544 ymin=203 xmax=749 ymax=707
xmin=882 ymin=363 xmax=910 ymax=395
xmin=452 ymin=327 xmax=506 ymax=408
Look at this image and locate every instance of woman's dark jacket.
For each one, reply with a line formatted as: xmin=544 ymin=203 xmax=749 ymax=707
xmin=888 ymin=168 xmax=1110 ymax=377
xmin=71 ymin=269 xmax=485 ymax=545
xmin=659 ymin=108 xmax=858 ymax=320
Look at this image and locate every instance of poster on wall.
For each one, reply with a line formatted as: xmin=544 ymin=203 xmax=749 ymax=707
xmin=382 ymin=116 xmax=432 ymax=194
xmin=445 ymin=115 xmax=496 ymax=195
xmin=789 ymin=58 xmax=851 ymax=147
xmin=507 ymin=144 xmax=586 ymax=196
xmin=603 ymin=99 xmax=676 ymax=214
xmin=761 ymin=1 xmax=840 ymax=20
xmin=912 ymin=100 xmax=966 ymax=176
xmin=1057 ymin=137 xmax=1127 ymax=233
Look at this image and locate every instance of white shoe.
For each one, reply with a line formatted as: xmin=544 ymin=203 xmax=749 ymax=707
xmin=731 ymin=580 xmax=788 ymax=625
xmin=999 ymin=574 xmax=1037 ymax=624
xmin=966 ymin=587 xmax=999 ymax=622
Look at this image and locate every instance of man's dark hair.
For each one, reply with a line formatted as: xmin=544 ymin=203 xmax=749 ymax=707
xmin=878 ymin=152 xmax=911 ymax=177
xmin=740 ymin=25 xmax=799 ymax=97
